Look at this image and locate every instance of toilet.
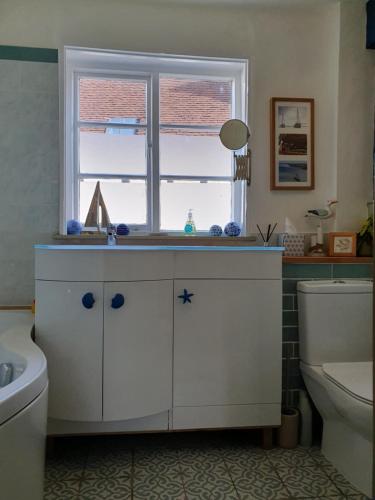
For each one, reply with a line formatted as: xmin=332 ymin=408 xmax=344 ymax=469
xmin=298 ymin=280 xmax=373 ymax=497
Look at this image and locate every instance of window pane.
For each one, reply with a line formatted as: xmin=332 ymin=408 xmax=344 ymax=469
xmin=160 ymin=180 xmax=232 ymax=231
xmin=79 ymin=78 xmax=147 ymax=124
xmin=79 ymin=179 xmax=147 ymax=225
xmin=79 ymin=128 xmax=146 ymax=175
xmin=160 ymin=77 xmax=232 ymax=127
xmin=160 ymin=129 xmax=232 ymax=177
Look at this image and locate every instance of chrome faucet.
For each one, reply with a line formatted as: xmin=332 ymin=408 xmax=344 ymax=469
xmin=107 ymin=225 xmax=117 ymax=246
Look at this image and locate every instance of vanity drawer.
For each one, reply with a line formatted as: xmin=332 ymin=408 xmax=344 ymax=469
xmin=174 ymin=250 xmax=282 ymax=279
xmin=35 ymin=249 xmax=174 ymax=281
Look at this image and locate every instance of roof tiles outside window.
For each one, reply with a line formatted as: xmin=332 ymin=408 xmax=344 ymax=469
xmin=79 ymin=78 xmax=232 ymax=135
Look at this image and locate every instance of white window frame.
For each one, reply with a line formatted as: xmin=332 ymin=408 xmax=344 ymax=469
xmin=61 ymin=46 xmax=248 ymax=235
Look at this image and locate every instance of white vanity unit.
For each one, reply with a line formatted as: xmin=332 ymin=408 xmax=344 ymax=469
xmin=35 ymin=245 xmax=283 ymax=436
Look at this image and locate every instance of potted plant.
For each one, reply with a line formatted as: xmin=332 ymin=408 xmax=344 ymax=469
xmin=357 ymin=216 xmax=373 ymax=257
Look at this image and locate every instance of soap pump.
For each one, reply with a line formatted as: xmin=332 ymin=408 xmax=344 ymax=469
xmin=184 ymin=209 xmax=197 ymax=235
xmin=107 ymin=224 xmax=117 ymax=246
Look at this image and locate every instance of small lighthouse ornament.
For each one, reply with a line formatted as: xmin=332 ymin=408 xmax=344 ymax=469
xmin=84 ymin=181 xmax=111 ymax=231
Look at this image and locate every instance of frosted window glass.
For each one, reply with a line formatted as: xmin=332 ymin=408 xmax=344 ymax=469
xmin=159 ymin=131 xmax=232 ymax=177
xmin=79 ymin=129 xmax=146 ymax=175
xmin=79 ymin=179 xmax=147 ymax=225
xmin=160 ymin=180 xmax=232 ymax=231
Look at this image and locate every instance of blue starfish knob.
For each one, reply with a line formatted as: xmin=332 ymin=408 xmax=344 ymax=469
xmin=178 ymin=289 xmax=194 ymax=304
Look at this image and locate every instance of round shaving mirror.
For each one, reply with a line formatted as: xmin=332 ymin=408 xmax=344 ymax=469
xmin=219 ymin=119 xmax=250 ymax=151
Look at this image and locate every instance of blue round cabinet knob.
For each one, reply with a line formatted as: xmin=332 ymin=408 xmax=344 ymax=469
xmin=82 ymin=292 xmax=95 ymax=309
xmin=209 ymin=225 xmax=223 ymax=237
xmin=224 ymin=222 xmax=241 ymax=237
xmin=111 ymin=293 xmax=125 ymax=309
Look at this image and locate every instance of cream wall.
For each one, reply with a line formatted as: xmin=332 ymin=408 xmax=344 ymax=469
xmin=0 ymin=0 xmax=373 ymax=235
xmin=336 ymin=0 xmax=375 ymax=230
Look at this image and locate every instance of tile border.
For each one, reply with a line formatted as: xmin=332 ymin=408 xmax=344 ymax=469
xmin=0 ymin=45 xmax=58 ymax=63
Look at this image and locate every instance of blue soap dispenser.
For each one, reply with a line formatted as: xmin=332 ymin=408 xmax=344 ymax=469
xmin=184 ymin=209 xmax=196 ymax=235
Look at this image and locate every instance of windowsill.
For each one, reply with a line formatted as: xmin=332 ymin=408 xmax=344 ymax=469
xmin=53 ymin=233 xmax=258 ymax=246
xmin=51 ymin=235 xmax=374 ymax=260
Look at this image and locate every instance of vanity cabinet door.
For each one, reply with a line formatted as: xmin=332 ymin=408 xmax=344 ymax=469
xmin=35 ymin=281 xmax=103 ymax=422
xmin=174 ymin=279 xmax=282 ymax=407
xmin=103 ymin=280 xmax=173 ymax=421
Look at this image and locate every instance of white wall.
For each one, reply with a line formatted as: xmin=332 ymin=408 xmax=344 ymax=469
xmin=0 ymin=0 xmax=373 ymax=235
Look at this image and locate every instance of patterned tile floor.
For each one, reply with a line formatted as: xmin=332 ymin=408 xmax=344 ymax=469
xmin=44 ymin=431 xmax=370 ymax=500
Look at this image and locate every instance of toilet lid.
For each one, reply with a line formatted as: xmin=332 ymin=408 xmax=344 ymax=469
xmin=322 ymin=362 xmax=373 ymax=404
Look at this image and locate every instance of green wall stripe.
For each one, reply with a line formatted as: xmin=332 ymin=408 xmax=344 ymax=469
xmin=0 ymin=45 xmax=58 ymax=63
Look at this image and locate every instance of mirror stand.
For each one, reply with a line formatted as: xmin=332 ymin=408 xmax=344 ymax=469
xmin=219 ymin=118 xmax=252 ymax=187
xmin=234 ymin=149 xmax=251 ymax=186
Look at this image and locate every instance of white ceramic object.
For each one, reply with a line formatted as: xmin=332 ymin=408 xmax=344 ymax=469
xmin=35 ymin=245 xmax=283 ymax=434
xmin=299 ymin=389 xmax=312 ymax=447
xmin=0 ymin=311 xmax=48 ymax=500
xmin=298 ymin=280 xmax=372 ymax=365
xmin=298 ymin=280 xmax=373 ymax=497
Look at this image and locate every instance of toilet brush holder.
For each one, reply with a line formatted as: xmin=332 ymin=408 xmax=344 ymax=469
xmin=278 ymin=408 xmax=299 ymax=449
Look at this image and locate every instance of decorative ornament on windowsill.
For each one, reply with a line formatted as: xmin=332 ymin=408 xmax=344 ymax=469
xmin=67 ymin=219 xmax=82 ymax=235
xmin=84 ymin=181 xmax=111 ymax=232
xmin=116 ymin=224 xmax=130 ymax=236
xmin=209 ymin=224 xmax=223 ymax=237
xmin=305 ymin=200 xmax=338 ymax=256
xmin=224 ymin=222 xmax=241 ymax=237
xmin=219 ymin=119 xmax=251 ymax=186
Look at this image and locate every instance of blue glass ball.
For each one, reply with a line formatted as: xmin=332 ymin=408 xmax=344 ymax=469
xmin=67 ymin=219 xmax=82 ymax=235
xmin=224 ymin=222 xmax=241 ymax=237
xmin=116 ymin=224 xmax=130 ymax=236
xmin=209 ymin=225 xmax=223 ymax=237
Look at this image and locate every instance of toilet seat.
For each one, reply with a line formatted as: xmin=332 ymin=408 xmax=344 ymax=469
xmin=300 ymin=360 xmax=373 ymax=442
xmin=322 ymin=362 xmax=372 ymax=405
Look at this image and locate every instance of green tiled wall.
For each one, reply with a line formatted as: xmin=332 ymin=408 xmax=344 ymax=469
xmin=0 ymin=45 xmax=58 ymax=63
xmin=281 ymin=262 xmax=373 ymax=407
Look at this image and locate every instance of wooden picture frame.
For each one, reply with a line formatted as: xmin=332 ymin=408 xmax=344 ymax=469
xmin=270 ymin=97 xmax=314 ymax=190
xmin=328 ymin=232 xmax=357 ymax=257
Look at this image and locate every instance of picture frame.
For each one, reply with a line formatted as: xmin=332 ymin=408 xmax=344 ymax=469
xmin=328 ymin=232 xmax=357 ymax=257
xmin=270 ymin=97 xmax=314 ymax=190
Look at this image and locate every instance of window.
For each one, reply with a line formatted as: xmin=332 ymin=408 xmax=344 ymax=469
xmin=63 ymin=47 xmax=248 ymax=234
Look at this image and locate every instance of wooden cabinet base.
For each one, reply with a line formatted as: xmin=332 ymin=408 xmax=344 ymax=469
xmin=172 ymin=404 xmax=280 ymax=430
xmin=46 ymin=436 xmax=55 ymax=456
xmin=261 ymin=428 xmax=274 ymax=449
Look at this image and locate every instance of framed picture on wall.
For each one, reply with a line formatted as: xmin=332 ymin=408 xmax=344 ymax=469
xmin=270 ymin=97 xmax=314 ymax=190
xmin=328 ymin=232 xmax=357 ymax=257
